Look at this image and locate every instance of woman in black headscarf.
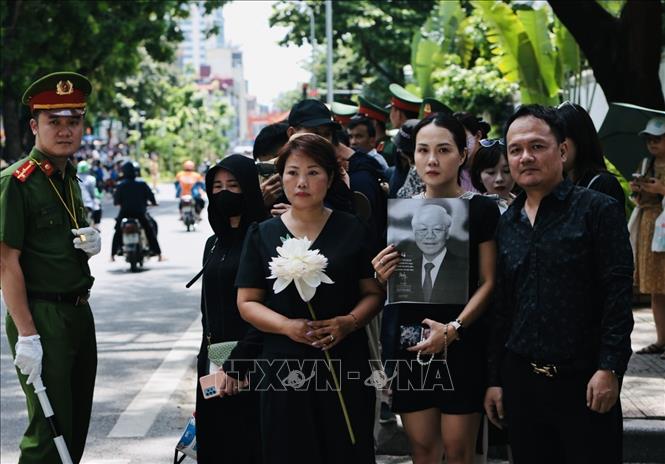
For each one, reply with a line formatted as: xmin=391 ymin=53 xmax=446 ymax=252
xmin=195 ymin=154 xmax=266 ymax=464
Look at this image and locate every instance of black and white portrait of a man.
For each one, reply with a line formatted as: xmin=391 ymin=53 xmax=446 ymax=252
xmin=387 ymin=199 xmax=469 ymax=304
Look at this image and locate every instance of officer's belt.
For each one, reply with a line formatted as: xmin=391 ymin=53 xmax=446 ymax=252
xmin=27 ymin=290 xmax=90 ymax=306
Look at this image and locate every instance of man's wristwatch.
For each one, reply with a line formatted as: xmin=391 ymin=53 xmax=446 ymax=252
xmin=449 ymin=319 xmax=465 ymax=339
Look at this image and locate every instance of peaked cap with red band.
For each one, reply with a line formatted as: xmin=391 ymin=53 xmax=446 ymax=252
xmin=22 ymin=72 xmax=92 ymax=116
xmin=388 ymin=83 xmax=422 ymax=114
xmin=420 ymin=98 xmax=454 ymax=119
xmin=330 ymin=101 xmax=357 ymax=127
xmin=358 ymin=95 xmax=389 ymax=123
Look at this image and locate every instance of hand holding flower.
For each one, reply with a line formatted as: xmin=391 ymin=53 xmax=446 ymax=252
xmin=307 ymin=315 xmax=356 ymax=350
xmin=268 ymin=236 xmax=355 ymax=444
xmin=283 ymin=318 xmax=319 ymax=345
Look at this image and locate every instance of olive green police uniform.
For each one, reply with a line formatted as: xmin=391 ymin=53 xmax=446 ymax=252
xmin=0 ymin=73 xmax=97 ymax=464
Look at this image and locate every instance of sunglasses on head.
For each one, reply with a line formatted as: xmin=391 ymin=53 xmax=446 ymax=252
xmin=557 ymin=101 xmax=578 ymax=112
xmin=479 ymin=138 xmax=505 ymax=148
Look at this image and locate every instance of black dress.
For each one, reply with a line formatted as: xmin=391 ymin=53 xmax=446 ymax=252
xmin=236 ymin=211 xmax=377 ymax=464
xmin=195 ymin=232 xmax=262 ymax=464
xmin=391 ymin=195 xmax=499 ymax=414
xmin=194 ymin=154 xmax=267 ymax=464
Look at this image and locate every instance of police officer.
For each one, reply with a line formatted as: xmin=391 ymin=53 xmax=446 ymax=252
xmin=331 ymin=101 xmax=358 ymax=129
xmin=0 ymin=71 xmax=101 ymax=463
xmin=387 ymin=83 xmax=421 ymax=130
xmin=358 ymin=95 xmax=395 ymax=166
xmin=420 ymin=97 xmax=454 ymax=119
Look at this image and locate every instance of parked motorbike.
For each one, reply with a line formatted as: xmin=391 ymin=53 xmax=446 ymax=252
xmin=120 ymin=218 xmax=150 ymax=272
xmin=180 ymin=195 xmax=197 ymax=231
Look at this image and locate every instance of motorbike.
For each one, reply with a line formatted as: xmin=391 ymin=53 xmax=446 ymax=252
xmin=120 ymin=218 xmax=150 ymax=272
xmin=180 ymin=195 xmax=197 ymax=231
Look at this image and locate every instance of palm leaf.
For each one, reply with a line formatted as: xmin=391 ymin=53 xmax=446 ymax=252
xmin=553 ymin=17 xmax=581 ymax=84
xmin=411 ymin=25 xmax=439 ymax=97
xmin=517 ymin=8 xmax=559 ymax=98
xmin=472 ymin=0 xmax=556 ymax=104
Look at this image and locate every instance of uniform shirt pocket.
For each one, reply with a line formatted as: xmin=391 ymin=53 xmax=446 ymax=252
xmin=35 ymin=205 xmax=64 ymax=229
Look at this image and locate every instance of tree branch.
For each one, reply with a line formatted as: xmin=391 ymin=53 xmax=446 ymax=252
xmin=358 ymin=35 xmax=402 ymax=84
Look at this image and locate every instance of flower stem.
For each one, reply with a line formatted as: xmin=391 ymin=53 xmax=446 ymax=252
xmin=306 ymin=302 xmax=356 ymax=445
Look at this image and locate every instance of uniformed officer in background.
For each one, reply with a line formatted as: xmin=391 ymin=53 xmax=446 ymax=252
xmin=420 ymin=97 xmax=454 ymax=119
xmin=387 ymin=83 xmax=421 ymax=130
xmin=358 ymin=95 xmax=395 ymax=166
xmin=0 ymin=71 xmax=101 ymax=463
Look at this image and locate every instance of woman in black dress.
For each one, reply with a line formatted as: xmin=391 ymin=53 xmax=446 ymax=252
xmin=195 ymin=154 xmax=266 ymax=464
xmin=557 ymin=101 xmax=625 ymax=210
xmin=236 ymin=133 xmax=384 ymax=464
xmin=373 ymin=114 xmax=499 ymax=464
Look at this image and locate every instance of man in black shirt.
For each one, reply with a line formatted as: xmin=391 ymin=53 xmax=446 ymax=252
xmin=484 ymin=105 xmax=633 ymax=464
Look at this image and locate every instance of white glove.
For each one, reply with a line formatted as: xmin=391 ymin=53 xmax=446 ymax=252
xmin=14 ymin=335 xmax=43 ymax=385
xmin=72 ymin=227 xmax=102 ymax=257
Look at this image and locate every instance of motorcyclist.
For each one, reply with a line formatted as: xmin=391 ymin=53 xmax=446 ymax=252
xmin=112 ymin=161 xmax=163 ymax=261
xmin=175 ymin=160 xmax=205 ymax=220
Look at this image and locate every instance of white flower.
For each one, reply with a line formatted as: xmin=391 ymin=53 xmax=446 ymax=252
xmin=268 ymin=236 xmax=334 ymax=302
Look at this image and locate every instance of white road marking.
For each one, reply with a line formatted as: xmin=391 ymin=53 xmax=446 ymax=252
xmin=82 ymin=460 xmax=131 ymax=464
xmin=107 ymin=317 xmax=200 ymax=438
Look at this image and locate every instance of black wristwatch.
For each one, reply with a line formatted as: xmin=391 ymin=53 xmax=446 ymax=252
xmin=449 ymin=319 xmax=465 ymax=339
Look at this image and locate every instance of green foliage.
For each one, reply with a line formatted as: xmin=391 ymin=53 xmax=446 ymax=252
xmin=411 ymin=1 xmax=468 ymax=97
xmin=604 ymin=158 xmax=634 ymax=218
xmin=1 ymin=0 xmax=226 ymax=157
xmin=472 ymin=1 xmax=558 ymax=105
xmin=430 ymin=55 xmax=517 ymax=128
xmin=140 ymin=76 xmax=231 ymax=169
xmin=596 ymin=0 xmax=626 ymax=17
xmin=273 ymin=87 xmax=304 ymax=112
xmin=270 ymin=0 xmax=434 ymax=102
xmin=553 ymin=17 xmax=581 ymax=87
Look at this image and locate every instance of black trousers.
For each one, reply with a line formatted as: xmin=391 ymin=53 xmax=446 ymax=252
xmin=112 ymin=213 xmax=161 ymax=256
xmin=501 ymin=351 xmax=623 ymax=464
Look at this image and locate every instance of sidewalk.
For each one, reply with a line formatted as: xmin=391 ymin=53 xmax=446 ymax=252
xmin=376 ymin=306 xmax=665 ymax=464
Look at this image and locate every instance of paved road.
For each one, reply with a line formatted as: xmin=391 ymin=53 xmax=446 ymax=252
xmin=5 ymin=182 xmax=658 ymax=463
xmin=1 ymin=184 xmax=209 ymax=463
xmin=0 ymin=184 xmax=417 ymax=464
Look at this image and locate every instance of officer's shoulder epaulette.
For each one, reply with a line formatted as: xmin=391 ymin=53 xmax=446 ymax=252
xmin=11 ymin=159 xmax=38 ymax=183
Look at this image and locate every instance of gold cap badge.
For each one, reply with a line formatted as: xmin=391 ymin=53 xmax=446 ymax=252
xmin=424 ymin=103 xmax=432 ymax=114
xmin=56 ymin=80 xmax=74 ymax=95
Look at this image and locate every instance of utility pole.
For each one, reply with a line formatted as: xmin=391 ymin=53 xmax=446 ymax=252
xmin=325 ymin=0 xmax=333 ymax=105
xmin=308 ymin=5 xmax=317 ymax=96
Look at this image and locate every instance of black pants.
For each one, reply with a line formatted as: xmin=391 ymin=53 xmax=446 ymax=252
xmin=112 ymin=213 xmax=161 ymax=256
xmin=501 ymin=351 xmax=623 ymax=464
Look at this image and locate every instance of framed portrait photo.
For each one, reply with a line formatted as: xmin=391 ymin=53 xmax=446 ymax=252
xmin=386 ymin=198 xmax=470 ymax=305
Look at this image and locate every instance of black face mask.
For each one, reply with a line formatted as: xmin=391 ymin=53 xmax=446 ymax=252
xmin=212 ymin=190 xmax=244 ymax=217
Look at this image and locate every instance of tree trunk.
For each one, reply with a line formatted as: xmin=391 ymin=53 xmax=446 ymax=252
xmin=549 ymin=0 xmax=664 ymax=110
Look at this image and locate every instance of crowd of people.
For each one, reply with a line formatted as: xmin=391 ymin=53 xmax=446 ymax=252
xmin=1 ymin=71 xmax=664 ymax=464
xmin=190 ymin=86 xmax=663 ymax=464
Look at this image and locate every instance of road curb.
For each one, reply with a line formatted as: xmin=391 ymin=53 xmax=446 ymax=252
xmin=376 ymin=418 xmax=665 ymax=463
xmin=624 ymin=419 xmax=665 ymax=463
